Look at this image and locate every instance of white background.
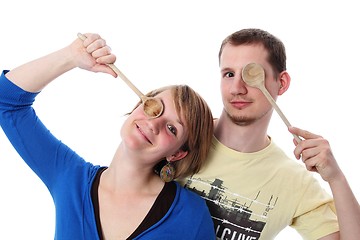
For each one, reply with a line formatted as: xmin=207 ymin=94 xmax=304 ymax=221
xmin=1 ymin=0 xmax=359 ymax=239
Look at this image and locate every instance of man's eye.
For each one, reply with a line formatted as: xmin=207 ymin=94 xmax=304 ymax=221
xmin=224 ymin=72 xmax=234 ymax=78
xmin=167 ymin=124 xmax=177 ymax=136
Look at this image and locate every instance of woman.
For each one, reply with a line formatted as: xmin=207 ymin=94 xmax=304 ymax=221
xmin=0 ymin=33 xmax=215 ymax=239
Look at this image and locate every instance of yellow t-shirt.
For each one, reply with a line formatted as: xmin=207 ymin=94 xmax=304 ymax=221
xmin=179 ymin=137 xmax=339 ymax=240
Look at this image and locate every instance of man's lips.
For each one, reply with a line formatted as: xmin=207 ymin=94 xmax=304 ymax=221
xmin=136 ymin=124 xmax=153 ymax=144
xmin=230 ymin=100 xmax=251 ymax=109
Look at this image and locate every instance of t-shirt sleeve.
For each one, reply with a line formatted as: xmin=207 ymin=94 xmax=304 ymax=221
xmin=291 ymin=173 xmax=339 ymax=239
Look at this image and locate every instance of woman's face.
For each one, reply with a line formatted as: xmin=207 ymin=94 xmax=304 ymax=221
xmin=121 ymin=89 xmax=188 ymax=162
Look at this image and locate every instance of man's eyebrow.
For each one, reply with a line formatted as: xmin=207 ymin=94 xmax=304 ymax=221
xmin=220 ymin=67 xmax=233 ymax=72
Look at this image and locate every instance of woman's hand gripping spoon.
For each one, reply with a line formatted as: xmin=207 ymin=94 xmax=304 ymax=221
xmin=77 ymin=33 xmax=164 ymax=118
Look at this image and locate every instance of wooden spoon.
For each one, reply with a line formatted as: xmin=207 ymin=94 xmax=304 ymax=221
xmin=242 ymin=63 xmax=302 ymax=143
xmin=77 ymin=33 xmax=163 ymax=118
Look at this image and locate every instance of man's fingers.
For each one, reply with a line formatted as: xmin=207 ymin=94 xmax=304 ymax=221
xmin=289 ymin=126 xmax=322 ymax=140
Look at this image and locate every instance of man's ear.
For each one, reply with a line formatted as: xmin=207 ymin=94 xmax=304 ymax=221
xmin=278 ymin=71 xmax=291 ymax=95
xmin=166 ymin=150 xmax=188 ymax=162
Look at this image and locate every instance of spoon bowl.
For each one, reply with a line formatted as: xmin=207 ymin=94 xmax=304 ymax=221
xmin=241 ymin=62 xmax=265 ymax=88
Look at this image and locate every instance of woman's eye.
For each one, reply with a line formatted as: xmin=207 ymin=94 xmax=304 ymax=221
xmin=224 ymin=72 xmax=234 ymax=78
xmin=167 ymin=124 xmax=177 ymax=136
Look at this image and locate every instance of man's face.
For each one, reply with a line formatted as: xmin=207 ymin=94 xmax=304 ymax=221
xmin=219 ymin=43 xmax=281 ymax=126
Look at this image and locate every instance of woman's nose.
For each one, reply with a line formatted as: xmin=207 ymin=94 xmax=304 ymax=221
xmin=147 ymin=117 xmax=162 ymax=135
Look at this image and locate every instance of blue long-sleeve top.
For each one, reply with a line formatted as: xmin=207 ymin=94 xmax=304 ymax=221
xmin=0 ymin=70 xmax=215 ymax=240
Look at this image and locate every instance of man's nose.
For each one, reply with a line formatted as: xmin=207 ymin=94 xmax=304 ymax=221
xmin=230 ymin=74 xmax=248 ymax=95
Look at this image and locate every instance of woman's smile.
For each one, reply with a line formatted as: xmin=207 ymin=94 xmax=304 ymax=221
xmin=136 ymin=123 xmax=153 ymax=144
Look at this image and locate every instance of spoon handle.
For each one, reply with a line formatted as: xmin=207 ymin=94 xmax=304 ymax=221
xmin=77 ymin=33 xmax=145 ymax=99
xmin=107 ymin=63 xmax=146 ymax=99
xmin=260 ymin=85 xmax=302 ymax=143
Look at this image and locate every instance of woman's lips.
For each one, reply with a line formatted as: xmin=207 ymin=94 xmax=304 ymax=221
xmin=136 ymin=124 xmax=153 ymax=144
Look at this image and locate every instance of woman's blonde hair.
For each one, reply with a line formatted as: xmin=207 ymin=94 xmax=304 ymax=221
xmin=130 ymin=85 xmax=214 ymax=179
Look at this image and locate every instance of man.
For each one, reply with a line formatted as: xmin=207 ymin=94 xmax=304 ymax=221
xmin=180 ymin=28 xmax=360 ymax=239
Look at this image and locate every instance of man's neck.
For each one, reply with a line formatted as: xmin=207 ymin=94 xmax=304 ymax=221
xmin=214 ymin=114 xmax=271 ymax=153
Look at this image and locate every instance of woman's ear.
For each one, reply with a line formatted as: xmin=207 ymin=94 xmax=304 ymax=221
xmin=166 ymin=150 xmax=188 ymax=162
xmin=278 ymin=71 xmax=291 ymax=95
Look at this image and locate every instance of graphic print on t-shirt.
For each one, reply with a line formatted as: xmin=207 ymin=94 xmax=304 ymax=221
xmin=184 ymin=177 xmax=277 ymax=240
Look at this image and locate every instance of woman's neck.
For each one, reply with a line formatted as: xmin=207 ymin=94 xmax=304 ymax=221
xmin=103 ymin=144 xmax=165 ymax=195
